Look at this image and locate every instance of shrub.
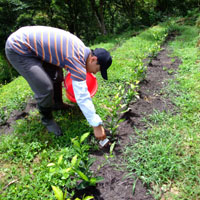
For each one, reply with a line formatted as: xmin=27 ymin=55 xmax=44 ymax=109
xmin=0 ymin=53 xmax=18 ymax=85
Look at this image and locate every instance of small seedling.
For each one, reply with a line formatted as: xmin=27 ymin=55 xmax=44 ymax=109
xmin=52 ymin=185 xmax=94 ymax=200
xmin=109 ymin=141 xmax=116 ymax=157
xmin=48 ymin=132 xmax=103 ymax=197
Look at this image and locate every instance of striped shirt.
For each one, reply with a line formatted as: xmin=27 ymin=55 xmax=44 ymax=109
xmin=7 ymin=26 xmax=91 ymax=81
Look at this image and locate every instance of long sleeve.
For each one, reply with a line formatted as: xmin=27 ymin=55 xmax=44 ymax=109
xmin=72 ymin=80 xmax=102 ymax=127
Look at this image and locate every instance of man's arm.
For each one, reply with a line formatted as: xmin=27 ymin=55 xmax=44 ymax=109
xmin=72 ymin=80 xmax=106 ymax=140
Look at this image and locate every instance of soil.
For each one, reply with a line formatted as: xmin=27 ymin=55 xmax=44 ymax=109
xmin=0 ymin=98 xmax=37 ymax=135
xmin=0 ymin=32 xmax=182 ymax=200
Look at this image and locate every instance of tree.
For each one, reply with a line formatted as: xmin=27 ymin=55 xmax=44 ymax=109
xmin=90 ymin=0 xmax=107 ymax=35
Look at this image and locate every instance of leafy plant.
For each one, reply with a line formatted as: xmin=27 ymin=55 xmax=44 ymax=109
xmin=48 ymin=133 xmax=102 ymax=198
xmin=105 ymin=82 xmax=139 ymax=140
xmin=51 ymin=186 xmax=94 ymax=200
xmin=124 ymin=81 xmax=139 ymax=104
xmin=0 ymin=54 xmax=18 ymax=85
xmin=104 ymin=86 xmax=125 ymax=140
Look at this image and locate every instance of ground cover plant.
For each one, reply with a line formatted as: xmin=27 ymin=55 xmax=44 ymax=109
xmin=125 ymin=19 xmax=200 ymax=199
xmin=0 ymin=77 xmax=32 ymax=125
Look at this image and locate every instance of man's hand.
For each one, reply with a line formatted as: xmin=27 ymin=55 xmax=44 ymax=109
xmin=93 ymin=125 xmax=106 ymax=140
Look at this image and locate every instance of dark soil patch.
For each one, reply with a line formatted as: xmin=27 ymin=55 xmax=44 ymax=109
xmin=76 ymin=33 xmax=182 ymax=200
xmin=0 ymin=98 xmax=37 ymax=135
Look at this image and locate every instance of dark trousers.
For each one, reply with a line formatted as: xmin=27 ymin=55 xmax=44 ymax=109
xmin=5 ymin=41 xmax=64 ymax=110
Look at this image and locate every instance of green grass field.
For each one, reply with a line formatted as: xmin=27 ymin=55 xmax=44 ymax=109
xmin=0 ymin=17 xmax=199 ymax=199
xmin=125 ymin=23 xmax=200 ymax=199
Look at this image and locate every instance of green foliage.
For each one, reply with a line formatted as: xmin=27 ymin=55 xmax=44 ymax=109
xmin=0 ymin=76 xmax=32 ymax=125
xmin=1 ymin=0 xmax=198 ymax=54
xmin=48 ymin=133 xmax=102 ymax=199
xmin=1 ymin=2 xmax=199 ymax=84
xmin=0 ymin=0 xmax=19 ymax=51
xmin=52 ymin=185 xmax=94 ymax=200
xmin=0 ymin=54 xmax=18 ymax=85
xmin=196 ymin=15 xmax=200 ymax=28
xmin=52 ymin=186 xmax=66 ymax=200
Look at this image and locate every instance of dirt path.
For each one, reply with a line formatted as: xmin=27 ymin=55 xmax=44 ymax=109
xmin=84 ymin=33 xmax=182 ymax=200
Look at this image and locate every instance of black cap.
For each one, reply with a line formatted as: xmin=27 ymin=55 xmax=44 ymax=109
xmin=93 ymin=48 xmax=112 ymax=80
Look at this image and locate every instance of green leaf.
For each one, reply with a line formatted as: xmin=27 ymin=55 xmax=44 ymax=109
xmin=87 ymin=157 xmax=96 ymax=168
xmin=95 ymin=176 xmax=104 ymax=183
xmin=71 ymin=155 xmax=78 ymax=167
xmin=132 ymin=178 xmax=138 ymax=195
xmin=76 ymin=170 xmax=89 ymax=181
xmin=110 ymin=141 xmax=116 ymax=155
xmin=61 ymin=174 xmax=69 ymax=179
xmin=80 ymin=132 xmax=90 ymax=144
xmin=49 ymin=168 xmax=56 ymax=173
xmin=63 ymin=167 xmax=72 ymax=173
xmin=47 ymin=163 xmax=55 ymax=167
xmin=71 ymin=138 xmax=81 ymax=149
xmin=51 ymin=186 xmax=64 ymax=200
xmin=57 ymin=155 xmax=63 ymax=165
xmin=89 ymin=177 xmax=97 ymax=186
xmin=118 ymin=118 xmax=125 ymax=123
xmin=82 ymin=196 xmax=94 ymax=200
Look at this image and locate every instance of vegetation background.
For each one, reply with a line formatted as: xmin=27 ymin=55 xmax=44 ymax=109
xmin=0 ymin=0 xmax=199 ymax=84
xmin=0 ymin=0 xmax=200 ymax=200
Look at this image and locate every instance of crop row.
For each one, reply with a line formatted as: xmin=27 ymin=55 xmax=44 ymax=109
xmin=0 ymin=22 xmax=171 ymax=199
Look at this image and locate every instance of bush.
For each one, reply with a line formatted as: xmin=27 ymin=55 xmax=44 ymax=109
xmin=196 ymin=16 xmax=200 ymax=28
xmin=0 ymin=53 xmax=18 ymax=85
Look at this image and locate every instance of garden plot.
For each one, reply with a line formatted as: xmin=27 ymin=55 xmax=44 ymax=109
xmin=77 ymin=32 xmax=182 ymax=200
xmin=0 ymin=24 xmax=176 ymax=200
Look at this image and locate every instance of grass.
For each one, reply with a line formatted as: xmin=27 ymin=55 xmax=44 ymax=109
xmin=0 ymin=20 xmax=184 ymax=199
xmin=0 ymin=77 xmax=33 ymax=125
xmin=125 ymin=23 xmax=200 ymax=199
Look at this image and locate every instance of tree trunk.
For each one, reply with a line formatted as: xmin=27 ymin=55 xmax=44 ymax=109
xmin=90 ymin=0 xmax=107 ymax=35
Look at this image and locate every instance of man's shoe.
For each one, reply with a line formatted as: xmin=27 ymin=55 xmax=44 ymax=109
xmin=42 ymin=118 xmax=63 ymax=136
xmin=52 ymin=102 xmax=71 ymax=111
